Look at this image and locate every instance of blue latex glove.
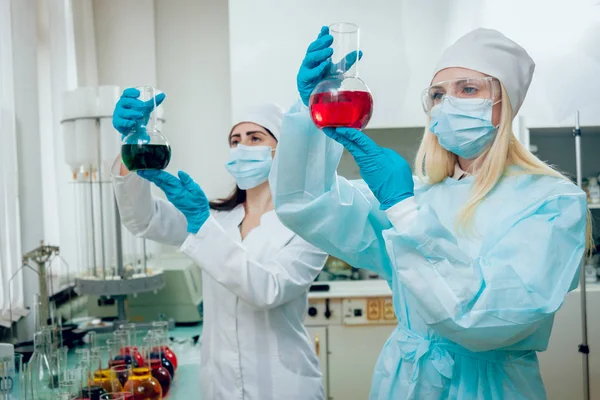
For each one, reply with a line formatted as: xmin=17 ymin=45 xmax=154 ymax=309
xmin=323 ymin=128 xmax=414 ymax=210
xmin=137 ymin=170 xmax=210 ymax=233
xmin=297 ymin=26 xmax=363 ymax=106
xmin=112 ymin=88 xmax=166 ymax=138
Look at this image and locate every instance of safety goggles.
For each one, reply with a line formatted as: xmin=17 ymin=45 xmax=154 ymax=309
xmin=421 ymin=77 xmax=500 ymax=114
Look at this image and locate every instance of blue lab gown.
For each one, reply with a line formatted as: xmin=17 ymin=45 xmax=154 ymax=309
xmin=270 ymin=102 xmax=588 ymax=400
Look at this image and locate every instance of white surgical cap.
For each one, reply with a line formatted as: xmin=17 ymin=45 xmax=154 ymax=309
xmin=433 ymin=28 xmax=535 ymax=116
xmin=231 ymin=103 xmax=285 ymax=140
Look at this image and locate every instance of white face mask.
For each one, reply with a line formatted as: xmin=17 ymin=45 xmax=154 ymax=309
xmin=225 ymin=144 xmax=274 ymax=190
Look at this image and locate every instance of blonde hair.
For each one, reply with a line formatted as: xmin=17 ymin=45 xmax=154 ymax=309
xmin=415 ymin=84 xmax=594 ymax=254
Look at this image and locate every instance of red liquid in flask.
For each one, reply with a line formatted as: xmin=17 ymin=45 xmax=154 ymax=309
xmin=309 ymin=91 xmax=373 ymax=129
xmin=164 ymin=347 xmax=178 ymax=370
xmin=151 ymin=358 xmax=172 ymax=397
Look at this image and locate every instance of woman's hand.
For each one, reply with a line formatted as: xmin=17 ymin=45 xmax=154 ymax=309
xmin=137 ymin=170 xmax=209 ymax=233
xmin=112 ymin=88 xmax=166 ymax=137
xmin=323 ymin=127 xmax=414 ymax=210
xmin=297 ymin=26 xmax=333 ymax=106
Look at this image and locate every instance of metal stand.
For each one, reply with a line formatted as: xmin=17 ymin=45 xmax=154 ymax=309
xmin=573 ymin=111 xmax=590 ymax=400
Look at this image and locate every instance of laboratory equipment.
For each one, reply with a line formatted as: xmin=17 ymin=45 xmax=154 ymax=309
xmin=121 ymin=87 xmax=171 ymax=171
xmin=123 ymin=337 xmax=162 ymax=400
xmin=9 ymin=353 xmax=25 ymax=400
xmin=573 ymin=112 xmax=591 ymax=400
xmin=588 ymin=177 xmax=600 ymax=204
xmin=28 ymin=330 xmax=60 ymax=399
xmin=109 ymin=364 xmax=132 ymax=389
xmin=80 ymin=354 xmax=109 ymax=400
xmin=148 ymin=333 xmax=174 ymax=380
xmin=0 ymin=343 xmax=14 ymax=397
xmin=309 ymin=23 xmax=373 ymax=129
xmin=151 ymin=321 xmax=178 ymax=371
xmin=111 ymin=334 xmax=133 ymax=368
xmin=117 ymin=324 xmax=144 ymax=368
xmin=80 ymin=385 xmax=107 ymax=400
xmin=0 ymin=345 xmax=17 ymax=399
xmin=101 ymin=393 xmax=130 ymax=400
xmin=144 ymin=335 xmax=171 ymax=397
xmin=127 ymin=257 xmax=203 ymax=323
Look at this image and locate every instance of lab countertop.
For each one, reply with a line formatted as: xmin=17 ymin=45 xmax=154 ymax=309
xmin=308 ymin=279 xmax=392 ymax=299
xmin=307 ymin=279 xmax=600 ymax=299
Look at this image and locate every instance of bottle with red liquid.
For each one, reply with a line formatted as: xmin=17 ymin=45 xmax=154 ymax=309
xmin=309 ymin=22 xmax=373 ymax=130
xmin=144 ymin=333 xmax=172 ymax=397
xmin=149 ymin=328 xmax=175 ymax=379
xmin=152 ymin=321 xmax=178 ymax=371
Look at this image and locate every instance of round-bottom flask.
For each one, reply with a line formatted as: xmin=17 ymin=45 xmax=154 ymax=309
xmin=149 ymin=351 xmax=175 ymax=379
xmin=121 ymin=86 xmax=171 ymax=172
xmin=309 ymin=76 xmax=373 ymax=130
xmin=121 ymin=131 xmax=171 ymax=172
xmin=150 ymin=357 xmax=172 ymax=397
xmin=124 ymin=367 xmax=162 ymax=400
xmin=163 ymin=347 xmax=178 ymax=371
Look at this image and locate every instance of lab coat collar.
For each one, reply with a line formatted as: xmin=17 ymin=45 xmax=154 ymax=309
xmin=222 ymin=203 xmax=295 ymax=247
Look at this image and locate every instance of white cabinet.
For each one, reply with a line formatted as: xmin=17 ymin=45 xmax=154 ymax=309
xmin=305 ymin=281 xmax=395 ymax=399
xmin=538 ymin=285 xmax=600 ymax=400
xmin=328 ymin=325 xmax=394 ymax=400
xmin=306 ymin=326 xmax=329 ymax=396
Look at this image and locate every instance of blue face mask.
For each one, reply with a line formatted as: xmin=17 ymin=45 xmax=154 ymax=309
xmin=225 ymin=144 xmax=274 ymax=190
xmin=429 ymin=97 xmax=498 ymax=159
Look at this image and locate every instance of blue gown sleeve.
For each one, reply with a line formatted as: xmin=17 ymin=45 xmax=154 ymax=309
xmin=270 ymin=101 xmax=394 ymax=282
xmin=383 ymin=184 xmax=587 ymax=351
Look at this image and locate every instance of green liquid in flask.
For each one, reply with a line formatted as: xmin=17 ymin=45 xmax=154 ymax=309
xmin=122 ymin=144 xmax=171 ymax=171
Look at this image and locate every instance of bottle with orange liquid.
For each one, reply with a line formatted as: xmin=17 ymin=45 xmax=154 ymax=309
xmin=123 ymin=337 xmax=162 ymax=400
xmin=309 ymin=23 xmax=373 ymax=130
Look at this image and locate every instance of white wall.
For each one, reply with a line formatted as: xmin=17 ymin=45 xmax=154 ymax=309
xmin=93 ymin=0 xmax=157 ymax=87
xmin=229 ymin=0 xmax=600 ymax=129
xmin=11 ymin=0 xmax=51 ymax=339
xmin=92 ymin=0 xmax=233 ymax=199
xmin=444 ymin=0 xmax=600 ymax=128
xmin=154 ymin=0 xmax=234 ymax=199
xmin=229 ymin=0 xmax=452 ymax=129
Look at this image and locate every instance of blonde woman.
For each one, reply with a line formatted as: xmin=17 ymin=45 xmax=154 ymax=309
xmin=271 ymin=27 xmax=591 ymax=399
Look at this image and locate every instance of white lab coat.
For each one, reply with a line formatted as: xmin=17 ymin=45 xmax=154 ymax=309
xmin=112 ymin=163 xmax=327 ymax=400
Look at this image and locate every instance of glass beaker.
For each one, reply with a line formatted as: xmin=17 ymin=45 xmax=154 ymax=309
xmin=121 ymin=87 xmax=171 ymax=171
xmin=80 ymin=355 xmax=107 ymax=400
xmin=309 ymin=23 xmax=373 ymax=130
xmin=151 ymin=322 xmax=178 ymax=371
xmin=112 ymin=332 xmax=134 ymax=368
xmin=109 ymin=364 xmax=132 ymax=392
xmin=117 ymin=324 xmax=144 ymax=368
xmin=107 ymin=338 xmax=130 ymax=370
xmin=144 ymin=335 xmax=171 ymax=397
